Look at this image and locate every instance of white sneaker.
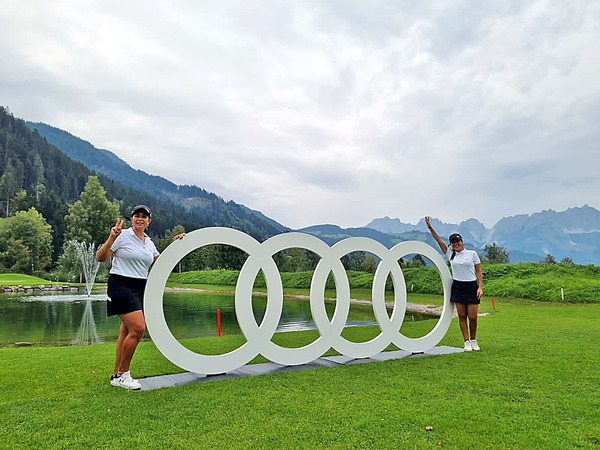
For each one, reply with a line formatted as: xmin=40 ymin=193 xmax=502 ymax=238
xmin=464 ymin=340 xmax=473 ymax=352
xmin=470 ymin=339 xmax=480 ymax=351
xmin=110 ymin=372 xmax=141 ymax=390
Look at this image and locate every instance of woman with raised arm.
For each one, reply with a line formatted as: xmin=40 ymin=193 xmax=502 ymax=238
xmin=425 ymin=216 xmax=483 ymax=351
xmin=97 ymin=205 xmax=184 ymax=389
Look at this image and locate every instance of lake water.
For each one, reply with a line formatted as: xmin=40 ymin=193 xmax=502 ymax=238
xmin=0 ymin=290 xmax=430 ymax=346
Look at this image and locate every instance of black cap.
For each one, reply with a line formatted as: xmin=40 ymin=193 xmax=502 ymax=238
xmin=130 ymin=205 xmax=151 ymax=219
xmin=449 ymin=233 xmax=462 ymax=242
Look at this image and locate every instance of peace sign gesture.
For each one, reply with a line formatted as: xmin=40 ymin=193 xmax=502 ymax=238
xmin=110 ymin=218 xmax=124 ymax=237
xmin=425 ymin=216 xmax=432 ymax=228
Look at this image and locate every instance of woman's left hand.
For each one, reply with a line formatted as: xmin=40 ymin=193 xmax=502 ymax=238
xmin=173 ymin=233 xmax=186 ymax=241
xmin=477 ymin=287 xmax=483 ymax=299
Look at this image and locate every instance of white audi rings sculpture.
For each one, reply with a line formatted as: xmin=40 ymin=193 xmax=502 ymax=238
xmin=145 ymin=227 xmax=453 ymax=375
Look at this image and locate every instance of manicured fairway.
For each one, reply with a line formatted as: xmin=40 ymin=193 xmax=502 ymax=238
xmin=1 ymin=299 xmax=599 ymax=448
xmin=0 ymin=273 xmax=57 ymax=285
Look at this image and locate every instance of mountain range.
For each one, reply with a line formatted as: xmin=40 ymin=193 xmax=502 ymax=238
xmin=297 ymin=206 xmax=600 ymax=265
xmin=363 ymin=207 xmax=600 ymax=264
xmin=13 ymin=114 xmax=600 ymax=266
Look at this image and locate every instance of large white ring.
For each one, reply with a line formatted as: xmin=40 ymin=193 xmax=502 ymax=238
xmin=145 ymin=228 xmax=453 ymax=374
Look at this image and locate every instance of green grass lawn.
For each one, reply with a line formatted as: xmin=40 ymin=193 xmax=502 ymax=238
xmin=0 ymin=273 xmax=103 ymax=288
xmin=1 ymin=298 xmax=599 ymax=447
xmin=0 ymin=273 xmax=57 ymax=285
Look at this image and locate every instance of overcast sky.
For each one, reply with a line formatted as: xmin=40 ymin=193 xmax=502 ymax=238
xmin=1 ymin=1 xmax=599 ymax=229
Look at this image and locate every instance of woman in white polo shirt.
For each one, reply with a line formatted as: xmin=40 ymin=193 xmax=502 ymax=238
xmin=97 ymin=205 xmax=183 ymax=389
xmin=425 ymin=216 xmax=483 ymax=352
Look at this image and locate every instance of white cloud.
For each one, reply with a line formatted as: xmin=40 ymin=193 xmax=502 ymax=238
xmin=1 ymin=0 xmax=599 ymax=229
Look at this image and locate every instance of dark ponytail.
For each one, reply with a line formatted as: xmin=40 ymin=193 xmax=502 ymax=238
xmin=450 ymin=250 xmax=456 ymax=261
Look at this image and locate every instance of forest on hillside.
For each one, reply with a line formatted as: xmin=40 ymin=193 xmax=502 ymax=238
xmin=0 ymin=106 xmax=283 ymax=278
xmin=26 ymin=121 xmax=286 ymax=237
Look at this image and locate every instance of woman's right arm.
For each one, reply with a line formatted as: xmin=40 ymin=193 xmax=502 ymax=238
xmin=97 ymin=218 xmax=124 ymax=262
xmin=425 ymin=216 xmax=448 ymax=254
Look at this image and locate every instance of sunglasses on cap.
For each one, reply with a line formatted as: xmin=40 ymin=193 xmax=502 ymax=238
xmin=449 ymin=233 xmax=462 ymax=243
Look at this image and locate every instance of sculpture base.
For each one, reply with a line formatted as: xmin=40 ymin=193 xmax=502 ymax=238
xmin=138 ymin=345 xmax=463 ymax=391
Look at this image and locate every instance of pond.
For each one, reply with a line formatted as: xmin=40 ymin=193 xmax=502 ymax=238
xmin=0 ymin=290 xmax=434 ymax=347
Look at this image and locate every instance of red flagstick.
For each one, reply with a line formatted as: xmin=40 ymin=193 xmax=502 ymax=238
xmin=491 ymin=296 xmax=495 ymax=310
xmin=217 ymin=309 xmax=222 ymax=336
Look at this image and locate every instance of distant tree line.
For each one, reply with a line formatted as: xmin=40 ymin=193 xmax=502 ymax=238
xmin=0 ymin=172 xmax=443 ymax=279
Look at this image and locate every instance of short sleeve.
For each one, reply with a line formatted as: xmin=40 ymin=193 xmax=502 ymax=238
xmin=149 ymin=237 xmax=159 ymax=257
xmin=472 ymin=251 xmax=481 ymax=265
xmin=110 ymin=233 xmax=124 ymax=252
xmin=445 ymin=248 xmax=453 ymax=260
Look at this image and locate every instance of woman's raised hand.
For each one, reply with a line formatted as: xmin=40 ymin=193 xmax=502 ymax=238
xmin=425 ymin=216 xmax=432 ymax=229
xmin=111 ymin=218 xmax=124 ymax=237
xmin=173 ymin=232 xmax=186 ymax=241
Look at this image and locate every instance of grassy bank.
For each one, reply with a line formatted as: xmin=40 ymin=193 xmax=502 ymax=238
xmin=0 ymin=273 xmax=59 ymax=285
xmin=408 ymin=262 xmax=600 ymax=302
xmin=168 ymin=263 xmax=600 ymax=303
xmin=168 ymin=269 xmax=378 ymax=290
xmin=1 ymin=299 xmax=600 ymax=447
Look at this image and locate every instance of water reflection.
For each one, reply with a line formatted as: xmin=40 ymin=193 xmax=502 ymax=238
xmin=72 ymin=300 xmax=100 ymax=345
xmin=160 ymin=292 xmax=381 ymax=341
xmin=0 ymin=293 xmax=115 ymax=346
xmin=0 ymin=290 xmax=432 ymax=347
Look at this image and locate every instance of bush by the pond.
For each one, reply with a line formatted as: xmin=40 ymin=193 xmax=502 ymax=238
xmin=168 ymin=262 xmax=600 ymax=303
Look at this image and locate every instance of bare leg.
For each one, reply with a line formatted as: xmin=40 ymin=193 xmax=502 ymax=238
xmin=114 ymin=310 xmax=145 ymax=374
xmin=467 ymin=304 xmax=478 ymax=339
xmin=114 ymin=321 xmax=127 ymax=374
xmin=455 ymin=303 xmax=469 ymax=341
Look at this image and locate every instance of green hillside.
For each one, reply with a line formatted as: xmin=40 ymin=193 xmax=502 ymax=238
xmin=0 ymin=106 xmax=283 ymax=265
xmin=26 ymin=121 xmax=288 ymax=235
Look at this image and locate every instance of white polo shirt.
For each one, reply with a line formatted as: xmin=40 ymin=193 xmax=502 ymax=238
xmin=446 ymin=248 xmax=481 ymax=282
xmin=110 ymin=227 xmax=159 ymax=279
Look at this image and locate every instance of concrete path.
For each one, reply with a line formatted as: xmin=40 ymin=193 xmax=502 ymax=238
xmin=139 ymin=345 xmax=463 ymax=391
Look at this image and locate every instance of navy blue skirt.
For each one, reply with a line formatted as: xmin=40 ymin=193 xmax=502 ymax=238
xmin=107 ymin=274 xmax=147 ymax=316
xmin=451 ymin=280 xmax=479 ymax=305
